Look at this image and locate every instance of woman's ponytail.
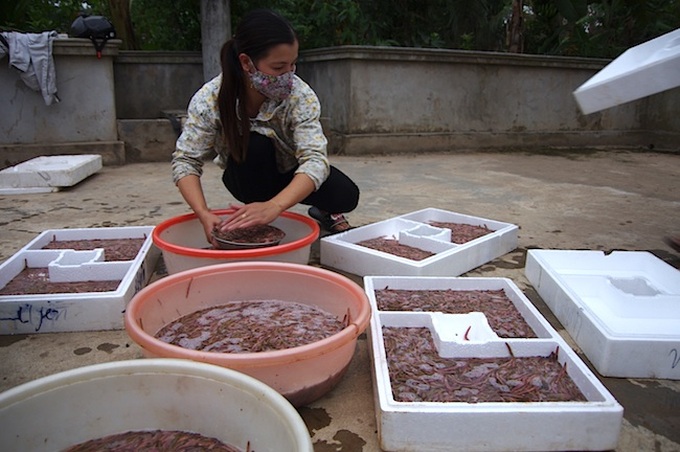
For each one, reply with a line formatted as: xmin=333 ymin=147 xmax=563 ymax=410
xmin=218 ymin=38 xmax=249 ymax=162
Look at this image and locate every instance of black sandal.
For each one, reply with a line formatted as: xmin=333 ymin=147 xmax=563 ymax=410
xmin=308 ymin=207 xmax=353 ymax=233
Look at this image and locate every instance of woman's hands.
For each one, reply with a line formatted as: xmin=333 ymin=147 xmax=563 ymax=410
xmin=196 ymin=210 xmax=224 ymax=247
xmin=215 ymin=200 xmax=284 ymax=233
xmin=179 ymin=173 xmax=314 ymax=246
xmin=197 ymin=201 xmax=282 ymax=248
xmin=215 ymin=174 xmax=315 ymax=234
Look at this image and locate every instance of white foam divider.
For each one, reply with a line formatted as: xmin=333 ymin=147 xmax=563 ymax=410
xmin=397 ymin=232 xmax=456 ymax=255
xmin=431 ymin=312 xmax=497 ymax=344
xmin=401 ymin=223 xmax=452 ymax=241
xmin=47 ymin=249 xmax=131 ymax=283
xmin=364 ymin=276 xmax=623 ymax=451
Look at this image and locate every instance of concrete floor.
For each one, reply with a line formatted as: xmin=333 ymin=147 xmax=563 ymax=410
xmin=1 ymin=149 xmax=679 ymax=451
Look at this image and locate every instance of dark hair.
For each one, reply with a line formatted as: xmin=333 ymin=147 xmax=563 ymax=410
xmin=218 ymin=9 xmax=297 ymax=162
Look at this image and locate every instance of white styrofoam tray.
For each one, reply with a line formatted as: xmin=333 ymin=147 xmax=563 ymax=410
xmin=320 ymin=208 xmax=518 ymax=277
xmin=0 ymin=226 xmax=159 ymax=334
xmin=525 ymin=249 xmax=680 ymax=379
xmin=0 ymin=155 xmax=102 ymax=194
xmin=364 ymin=276 xmax=623 ymax=452
xmin=573 ymin=27 xmax=680 ymax=114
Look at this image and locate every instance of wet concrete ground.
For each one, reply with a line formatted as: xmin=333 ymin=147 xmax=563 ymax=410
xmin=1 ymin=149 xmax=679 ymax=451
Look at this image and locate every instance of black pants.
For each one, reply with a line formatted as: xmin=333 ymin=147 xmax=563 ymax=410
xmin=222 ymin=132 xmax=360 ymax=213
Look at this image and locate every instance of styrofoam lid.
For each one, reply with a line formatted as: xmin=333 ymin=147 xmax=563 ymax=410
xmin=573 ymin=28 xmax=680 ymax=114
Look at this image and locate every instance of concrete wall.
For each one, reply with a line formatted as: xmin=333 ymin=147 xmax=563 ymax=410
xmin=113 ymin=51 xmax=204 ymax=163
xmin=2 ymin=45 xmax=677 ymax=169
xmin=200 ymin=0 xmax=231 ymax=82
xmin=0 ymin=38 xmax=125 ymax=168
xmin=639 ymin=87 xmax=680 ymax=147
xmin=113 ymin=51 xmax=204 ymax=119
xmin=113 ymin=45 xmax=680 ymax=162
xmin=297 ymin=46 xmax=679 ymax=154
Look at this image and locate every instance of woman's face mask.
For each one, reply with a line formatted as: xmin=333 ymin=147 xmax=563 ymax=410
xmin=247 ymin=61 xmax=295 ymax=101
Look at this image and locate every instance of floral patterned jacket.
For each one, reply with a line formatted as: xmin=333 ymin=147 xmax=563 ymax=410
xmin=171 ymin=74 xmax=330 ymax=190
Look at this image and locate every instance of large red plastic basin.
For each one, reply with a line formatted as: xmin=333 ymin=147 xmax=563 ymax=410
xmin=125 ymin=262 xmax=371 ymax=407
xmin=153 ymin=209 xmax=320 ymax=274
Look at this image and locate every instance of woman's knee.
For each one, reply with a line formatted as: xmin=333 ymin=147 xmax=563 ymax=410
xmin=312 ymin=168 xmax=360 ymax=212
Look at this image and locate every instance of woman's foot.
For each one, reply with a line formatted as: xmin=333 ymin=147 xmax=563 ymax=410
xmin=308 ymin=207 xmax=353 ymax=233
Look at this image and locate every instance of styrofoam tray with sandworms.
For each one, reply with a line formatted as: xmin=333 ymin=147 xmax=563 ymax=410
xmin=320 ymin=208 xmax=518 ymax=277
xmin=363 ymin=276 xmax=623 ymax=452
xmin=0 ymin=226 xmax=159 ymax=334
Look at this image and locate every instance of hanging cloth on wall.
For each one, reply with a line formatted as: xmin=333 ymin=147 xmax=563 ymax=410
xmin=0 ymin=31 xmax=60 ymax=106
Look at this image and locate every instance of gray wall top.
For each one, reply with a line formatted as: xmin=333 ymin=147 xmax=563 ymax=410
xmin=53 ymin=37 xmax=122 ymax=57
xmin=300 ymin=45 xmax=611 ymax=70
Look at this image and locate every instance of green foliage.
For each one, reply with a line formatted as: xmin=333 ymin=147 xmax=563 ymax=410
xmin=2 ymin=0 xmax=679 ymax=57
xmin=0 ymin=0 xmax=108 ymax=34
xmin=231 ymin=0 xmax=509 ymax=51
xmin=129 ymin=0 xmax=201 ymax=51
xmin=524 ymin=0 xmax=680 ymax=58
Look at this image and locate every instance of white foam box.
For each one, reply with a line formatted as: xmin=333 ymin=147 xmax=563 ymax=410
xmin=364 ymin=276 xmax=623 ymax=452
xmin=0 ymin=155 xmax=102 ymax=194
xmin=0 ymin=226 xmax=159 ymax=334
xmin=525 ymin=249 xmax=680 ymax=379
xmin=320 ymin=208 xmax=518 ymax=277
xmin=573 ymin=27 xmax=680 ymax=114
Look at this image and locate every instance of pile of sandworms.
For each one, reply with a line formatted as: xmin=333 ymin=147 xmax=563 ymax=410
xmin=383 ymin=327 xmax=586 ymax=403
xmin=375 ymin=288 xmax=537 ymax=338
xmin=65 ymin=430 xmax=242 ymax=451
xmin=155 ymin=300 xmax=346 ymax=353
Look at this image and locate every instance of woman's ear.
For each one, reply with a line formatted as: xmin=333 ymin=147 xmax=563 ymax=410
xmin=238 ymin=53 xmax=253 ymax=73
